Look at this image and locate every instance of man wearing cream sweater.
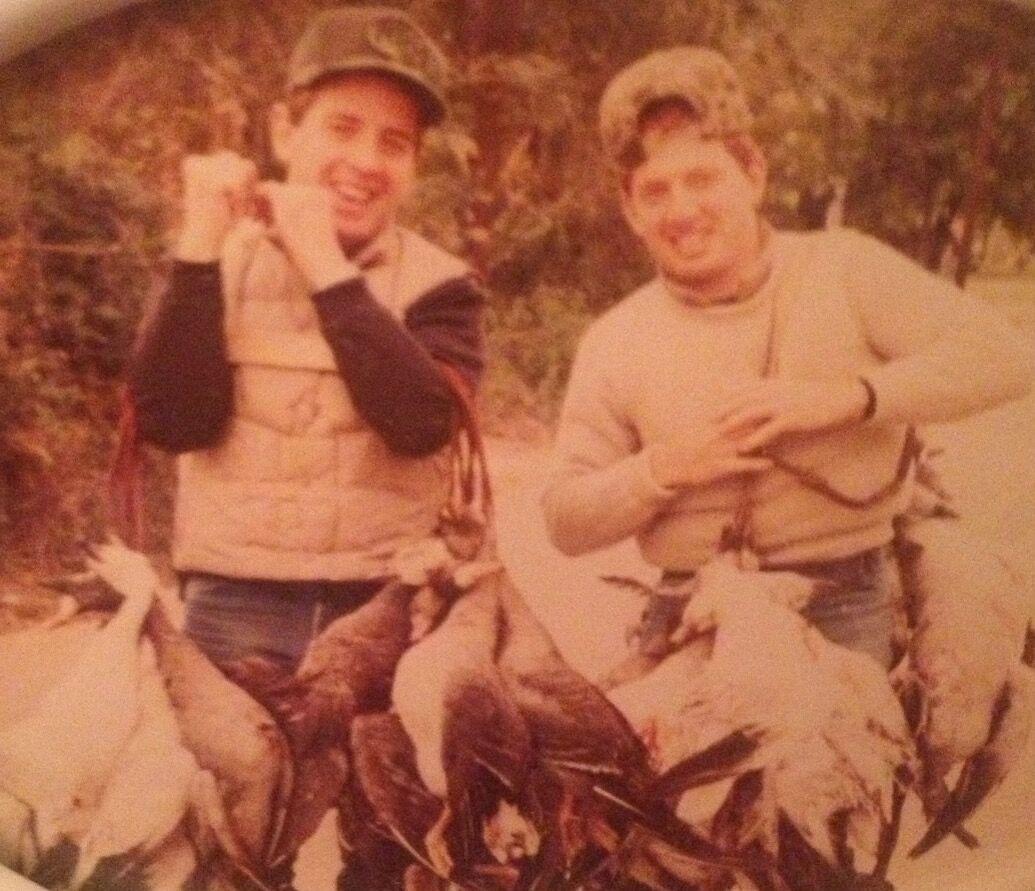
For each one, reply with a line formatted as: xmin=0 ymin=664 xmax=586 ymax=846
xmin=542 ymin=47 xmax=1032 ymax=669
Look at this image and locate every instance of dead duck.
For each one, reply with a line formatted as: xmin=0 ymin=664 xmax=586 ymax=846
xmin=893 ymin=516 xmax=1034 ymax=856
xmin=644 ymin=555 xmax=914 ymax=885
xmin=222 ymin=579 xmax=417 ymax=875
xmin=491 ymin=569 xmax=775 ymax=891
xmin=0 ymin=539 xmax=155 ymax=854
xmin=392 ymin=577 xmax=539 ymax=881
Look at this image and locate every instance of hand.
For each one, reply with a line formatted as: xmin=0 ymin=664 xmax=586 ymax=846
xmin=647 ymin=422 xmax=774 ymax=490
xmin=175 ymin=151 xmax=258 ymax=262
xmin=255 ymin=182 xmax=358 ymax=291
xmin=712 ymin=379 xmax=869 ymax=453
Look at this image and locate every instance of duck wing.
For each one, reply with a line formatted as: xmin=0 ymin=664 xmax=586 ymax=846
xmin=350 ymin=711 xmax=442 ymax=868
xmin=146 ymin=604 xmax=293 ymax=874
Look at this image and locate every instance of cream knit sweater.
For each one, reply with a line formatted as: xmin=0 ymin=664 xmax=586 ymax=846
xmin=542 ymin=228 xmax=1032 ymax=569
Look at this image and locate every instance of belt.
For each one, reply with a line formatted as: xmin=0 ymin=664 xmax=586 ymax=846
xmin=765 ymin=548 xmax=883 ymax=590
xmin=661 ymin=547 xmax=884 ymax=591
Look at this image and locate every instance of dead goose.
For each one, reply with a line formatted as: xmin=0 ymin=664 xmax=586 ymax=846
xmin=69 ymin=639 xmax=200 ymax=889
xmin=89 ymin=540 xmax=293 ymax=887
xmin=893 ymin=517 xmax=1034 ymax=856
xmin=349 ymin=711 xmax=452 ymax=877
xmin=392 ymin=578 xmax=539 ymax=881
xmin=491 ymin=569 xmax=774 ymax=891
xmin=223 ymin=580 xmax=417 ymax=874
xmin=0 ymin=539 xmax=155 ymax=854
xmin=648 ymin=555 xmax=914 ymax=884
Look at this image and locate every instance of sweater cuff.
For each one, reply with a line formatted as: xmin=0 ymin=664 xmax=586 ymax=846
xmin=311 ymin=276 xmax=368 ymax=319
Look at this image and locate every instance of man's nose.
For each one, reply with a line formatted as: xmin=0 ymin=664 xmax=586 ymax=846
xmin=339 ymin=131 xmax=383 ymax=173
xmin=670 ymin=183 xmax=702 ymax=217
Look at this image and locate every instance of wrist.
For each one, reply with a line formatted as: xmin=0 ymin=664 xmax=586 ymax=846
xmin=854 ymin=376 xmax=877 ymax=423
xmin=647 ymin=443 xmax=679 ymax=489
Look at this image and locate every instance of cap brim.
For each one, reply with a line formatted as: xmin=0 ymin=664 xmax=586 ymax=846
xmin=289 ymin=60 xmax=446 ymax=126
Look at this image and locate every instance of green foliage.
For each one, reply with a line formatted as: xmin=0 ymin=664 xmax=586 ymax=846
xmin=1 ymin=0 xmax=1033 ymax=567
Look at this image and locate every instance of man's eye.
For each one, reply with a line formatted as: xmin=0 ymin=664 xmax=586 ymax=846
xmin=330 ymin=120 xmax=360 ymax=137
xmin=381 ymin=135 xmax=414 ymax=157
xmin=641 ymin=183 xmax=669 ymax=201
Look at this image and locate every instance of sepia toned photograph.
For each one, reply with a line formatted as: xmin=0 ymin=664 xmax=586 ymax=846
xmin=0 ymin=1 xmax=1033 ymax=889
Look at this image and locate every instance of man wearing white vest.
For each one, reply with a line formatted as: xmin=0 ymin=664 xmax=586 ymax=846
xmin=542 ymin=47 xmax=1032 ymax=671
xmin=129 ymin=9 xmax=482 ymax=887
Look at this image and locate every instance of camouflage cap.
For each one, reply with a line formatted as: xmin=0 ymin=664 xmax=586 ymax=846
xmin=599 ymin=46 xmax=753 ymax=167
xmin=287 ymin=7 xmax=449 ymax=126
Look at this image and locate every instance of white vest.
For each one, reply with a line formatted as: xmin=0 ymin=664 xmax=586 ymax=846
xmin=172 ymin=223 xmax=469 ymax=580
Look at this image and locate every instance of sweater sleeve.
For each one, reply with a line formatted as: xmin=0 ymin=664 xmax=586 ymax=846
xmin=311 ymin=275 xmax=485 ymax=457
xmin=127 ymin=261 xmax=234 ymax=452
xmin=541 ymin=330 xmax=678 ymax=557
xmin=844 ymin=231 xmax=1033 ymax=426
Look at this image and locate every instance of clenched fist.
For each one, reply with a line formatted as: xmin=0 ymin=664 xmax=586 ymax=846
xmin=175 ymin=151 xmax=258 ymax=263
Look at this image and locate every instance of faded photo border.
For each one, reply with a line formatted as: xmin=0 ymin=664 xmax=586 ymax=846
xmin=1 ymin=2 xmax=1034 ymax=891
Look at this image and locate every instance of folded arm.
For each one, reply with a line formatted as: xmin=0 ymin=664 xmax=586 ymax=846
xmin=850 ymin=233 xmax=1033 ymax=426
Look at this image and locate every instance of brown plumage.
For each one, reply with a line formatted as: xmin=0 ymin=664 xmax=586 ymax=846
xmin=144 ymin=602 xmax=293 ymax=878
xmin=225 ymin=580 xmax=418 ymax=871
xmin=393 ymin=580 xmax=539 ymax=880
xmin=491 ymin=570 xmax=774 ymax=890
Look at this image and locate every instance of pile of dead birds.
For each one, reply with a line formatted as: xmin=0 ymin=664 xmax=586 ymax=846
xmin=607 ymin=493 xmax=1034 ymax=890
xmin=0 ymin=507 xmax=1031 ymax=891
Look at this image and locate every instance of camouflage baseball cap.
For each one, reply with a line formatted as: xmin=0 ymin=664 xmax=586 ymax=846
xmin=287 ymin=7 xmax=449 ymax=126
xmin=599 ymin=46 xmax=753 ymax=167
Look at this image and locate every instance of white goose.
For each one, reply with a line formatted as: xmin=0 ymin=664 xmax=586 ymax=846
xmin=69 ymin=638 xmax=202 ymax=889
xmin=0 ymin=538 xmax=155 ymax=854
xmin=88 ymin=539 xmax=293 ymax=885
xmin=391 ymin=576 xmax=538 ymax=880
xmin=893 ymin=516 xmax=1034 ymax=855
xmin=613 ymin=554 xmax=914 ymax=884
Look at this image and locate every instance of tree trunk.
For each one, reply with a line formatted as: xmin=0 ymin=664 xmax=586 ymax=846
xmin=952 ymin=51 xmax=1006 ymax=286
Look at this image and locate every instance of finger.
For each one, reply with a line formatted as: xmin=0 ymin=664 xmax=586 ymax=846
xmin=716 ymin=405 xmax=775 ymax=436
xmin=734 ymin=421 xmax=785 ymax=454
xmin=703 ymin=456 xmax=774 ymax=482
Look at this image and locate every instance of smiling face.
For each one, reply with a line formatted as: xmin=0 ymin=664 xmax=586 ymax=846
xmin=272 ymin=72 xmax=421 ymax=251
xmin=621 ymin=105 xmax=766 ymax=300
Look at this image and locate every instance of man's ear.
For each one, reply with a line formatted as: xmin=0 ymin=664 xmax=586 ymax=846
xmin=619 ymin=178 xmax=646 ymax=240
xmin=743 ymin=139 xmax=768 ymax=206
xmin=268 ymin=103 xmax=295 ymax=168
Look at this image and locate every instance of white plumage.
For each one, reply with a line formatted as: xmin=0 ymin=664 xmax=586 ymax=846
xmin=89 ymin=540 xmax=293 ymax=873
xmin=895 ymin=518 xmax=1030 ymax=766
xmin=69 ymin=639 xmax=202 ymax=889
xmin=0 ymin=540 xmax=155 ymax=851
xmin=611 ymin=555 xmax=913 ymax=872
xmin=392 ymin=581 xmax=502 ymax=798
xmin=894 ymin=516 xmax=1034 ymax=853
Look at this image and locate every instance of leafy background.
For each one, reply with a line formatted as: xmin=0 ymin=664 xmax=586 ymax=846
xmin=1 ymin=0 xmax=1034 ymax=573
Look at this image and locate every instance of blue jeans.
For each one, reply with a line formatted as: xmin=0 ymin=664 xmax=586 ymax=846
xmin=181 ymin=573 xmax=385 ymax=671
xmin=785 ymin=547 xmax=899 ymax=669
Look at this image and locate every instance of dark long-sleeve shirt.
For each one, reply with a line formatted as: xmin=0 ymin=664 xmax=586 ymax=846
xmin=129 ymin=261 xmax=485 ymax=457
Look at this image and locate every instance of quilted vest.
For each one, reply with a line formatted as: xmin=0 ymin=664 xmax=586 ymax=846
xmin=171 ymin=223 xmax=468 ymax=580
